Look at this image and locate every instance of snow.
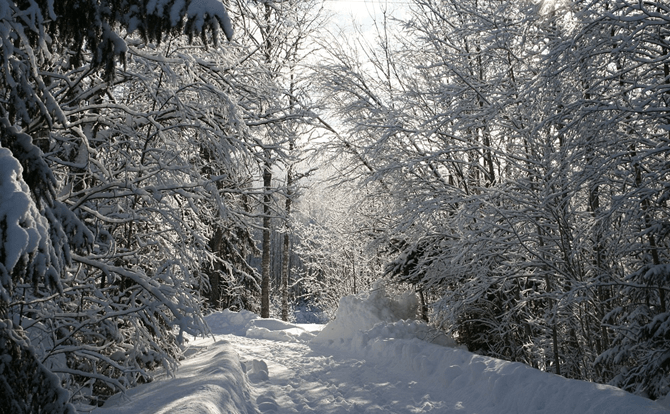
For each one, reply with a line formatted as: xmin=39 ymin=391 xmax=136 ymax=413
xmin=95 ymin=285 xmax=670 ymax=414
xmin=144 ymin=0 xmax=233 ymax=40
xmin=0 ymin=1 xmax=8 ymax=20
xmin=0 ymin=147 xmax=51 ymax=290
xmin=170 ymin=0 xmax=187 ymax=26
xmin=313 ymin=282 xmax=429 ymax=344
xmin=186 ymin=0 xmax=234 ymax=40
xmin=0 ymin=149 xmax=33 ymax=273
xmin=96 ymin=340 xmax=256 ymax=414
xmin=102 ymin=23 xmax=128 ymax=55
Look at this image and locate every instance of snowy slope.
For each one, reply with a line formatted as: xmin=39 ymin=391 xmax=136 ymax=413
xmin=95 ymin=338 xmax=256 ymax=414
xmin=312 ymin=285 xmax=669 ymax=414
xmin=96 ymin=286 xmax=669 ymax=414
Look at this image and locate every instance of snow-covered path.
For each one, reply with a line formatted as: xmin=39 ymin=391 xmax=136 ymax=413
xmin=96 ymin=287 xmax=670 ymax=414
xmin=231 ymin=335 xmax=448 ymax=413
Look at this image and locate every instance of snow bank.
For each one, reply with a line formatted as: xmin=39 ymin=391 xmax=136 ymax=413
xmin=206 ymin=309 xmax=258 ymax=336
xmin=315 ymin=284 xmax=668 ymax=414
xmin=97 ymin=289 xmax=667 ymax=414
xmin=313 ymin=282 xmax=431 ymax=344
xmin=96 ymin=310 xmax=319 ymax=414
xmin=205 ymin=309 xmax=317 ymax=343
xmin=96 ymin=340 xmax=257 ymax=414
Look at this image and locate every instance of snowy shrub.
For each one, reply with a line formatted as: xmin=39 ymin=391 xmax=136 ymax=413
xmin=314 ymin=281 xmax=420 ymax=344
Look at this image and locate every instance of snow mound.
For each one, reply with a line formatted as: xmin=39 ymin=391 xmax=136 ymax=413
xmin=244 ymin=359 xmax=269 ymax=383
xmin=362 ymin=318 xmax=455 ymax=346
xmin=313 ymin=285 xmax=667 ymax=414
xmin=97 ymin=340 xmax=257 ymax=414
xmin=205 ymin=309 xmax=316 ymax=343
xmin=313 ymin=282 xmax=445 ymax=345
xmin=246 ymin=324 xmax=316 ymax=343
xmin=205 ymin=309 xmax=258 ymax=336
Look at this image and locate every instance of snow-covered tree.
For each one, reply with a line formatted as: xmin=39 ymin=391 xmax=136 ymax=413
xmin=291 ymin=176 xmax=380 ymax=317
xmin=0 ymin=0 xmax=264 ymax=408
xmin=314 ymin=0 xmax=670 ymax=399
xmin=228 ymin=0 xmax=326 ymax=319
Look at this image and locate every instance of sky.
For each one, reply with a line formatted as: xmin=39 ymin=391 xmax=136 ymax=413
xmin=322 ymin=0 xmax=409 ymax=34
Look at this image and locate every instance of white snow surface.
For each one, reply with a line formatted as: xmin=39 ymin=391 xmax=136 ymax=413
xmin=186 ymin=0 xmax=234 ymax=40
xmin=96 ymin=286 xmax=669 ymax=414
xmin=144 ymin=0 xmax=233 ymax=40
xmin=0 ymin=148 xmax=50 ymax=279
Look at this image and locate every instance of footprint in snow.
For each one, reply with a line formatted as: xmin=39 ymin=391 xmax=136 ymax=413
xmin=257 ymin=391 xmax=279 ymax=413
xmin=246 ymin=359 xmax=269 ymax=383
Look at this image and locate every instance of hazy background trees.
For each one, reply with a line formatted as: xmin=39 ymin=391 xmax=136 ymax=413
xmin=225 ymin=0 xmax=326 ymax=320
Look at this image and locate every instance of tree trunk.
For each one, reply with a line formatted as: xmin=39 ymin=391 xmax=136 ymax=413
xmin=419 ymin=289 xmax=429 ymax=322
xmin=208 ymin=227 xmax=223 ymax=309
xmin=280 ymin=167 xmax=293 ymax=321
xmin=261 ymin=157 xmax=272 ymax=318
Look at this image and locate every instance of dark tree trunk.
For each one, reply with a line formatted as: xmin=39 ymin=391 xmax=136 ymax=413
xmin=261 ymin=158 xmax=272 ymax=318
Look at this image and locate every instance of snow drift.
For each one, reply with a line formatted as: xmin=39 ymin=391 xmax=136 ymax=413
xmin=207 ymin=309 xmax=318 ymax=343
xmin=96 ymin=285 xmax=668 ymax=414
xmin=96 ymin=340 xmax=257 ymax=414
xmin=313 ymin=283 xmax=454 ymax=347
xmin=313 ymin=284 xmax=668 ymax=414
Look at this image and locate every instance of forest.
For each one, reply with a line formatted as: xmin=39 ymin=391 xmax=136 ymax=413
xmin=0 ymin=0 xmax=668 ymax=412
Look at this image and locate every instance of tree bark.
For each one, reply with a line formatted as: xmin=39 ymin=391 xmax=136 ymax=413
xmin=208 ymin=227 xmax=223 ymax=309
xmin=261 ymin=157 xmax=272 ymax=318
xmin=280 ymin=174 xmax=292 ymax=321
